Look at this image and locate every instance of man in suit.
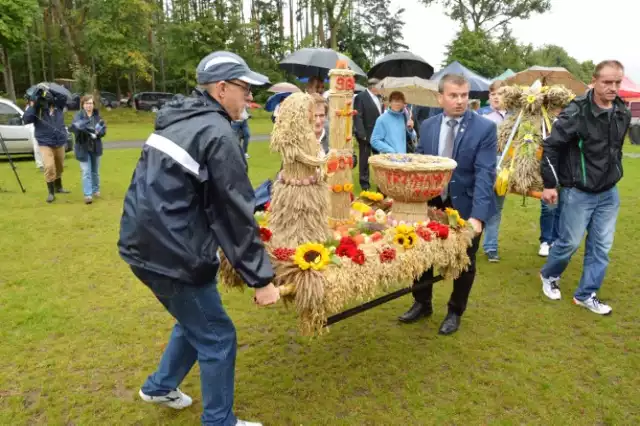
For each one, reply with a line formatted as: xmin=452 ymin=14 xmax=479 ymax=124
xmin=398 ymin=73 xmax=497 ymax=335
xmin=353 ymin=78 xmax=383 ymax=190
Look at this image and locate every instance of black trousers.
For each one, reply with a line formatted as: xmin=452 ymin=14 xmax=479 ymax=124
xmin=412 ymin=196 xmax=482 ymax=316
xmin=357 ymin=138 xmax=377 ymax=190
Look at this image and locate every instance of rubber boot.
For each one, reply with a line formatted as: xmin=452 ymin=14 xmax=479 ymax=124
xmin=46 ymin=182 xmax=55 ymax=203
xmin=54 ymin=178 xmax=70 ymax=194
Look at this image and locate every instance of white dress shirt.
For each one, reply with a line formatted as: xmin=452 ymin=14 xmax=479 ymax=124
xmin=367 ymin=89 xmax=382 ymax=114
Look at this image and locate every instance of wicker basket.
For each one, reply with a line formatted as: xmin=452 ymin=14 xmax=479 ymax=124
xmin=369 ymin=154 xmax=457 ymax=222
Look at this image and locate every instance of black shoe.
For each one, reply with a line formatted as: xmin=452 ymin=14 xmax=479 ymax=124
xmin=46 ymin=182 xmax=55 ymax=203
xmin=486 ymin=251 xmax=500 ymax=263
xmin=398 ymin=301 xmax=433 ymax=323
xmin=54 ymin=178 xmax=70 ymax=194
xmin=438 ymin=312 xmax=461 ymax=335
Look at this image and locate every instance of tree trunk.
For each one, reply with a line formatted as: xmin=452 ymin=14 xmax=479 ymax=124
xmin=45 ymin=5 xmax=55 ymax=80
xmin=160 ymin=49 xmax=166 ymax=92
xmin=289 ymin=0 xmax=295 ymax=51
xmin=50 ymin=0 xmax=81 ymax=67
xmin=315 ymin=0 xmax=325 ymax=46
xmin=26 ymin=32 xmax=35 ymax=86
xmin=1 ymin=47 xmax=17 ymax=102
xmin=305 ymin=0 xmax=310 ymax=41
xmin=310 ymin=0 xmax=316 ymax=44
xmin=150 ymin=29 xmax=156 ymax=91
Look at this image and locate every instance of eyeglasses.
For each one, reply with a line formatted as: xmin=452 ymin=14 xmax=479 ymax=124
xmin=226 ymin=80 xmax=252 ymax=95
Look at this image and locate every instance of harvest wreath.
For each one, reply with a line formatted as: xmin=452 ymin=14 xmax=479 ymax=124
xmin=219 ymin=203 xmax=475 ymax=335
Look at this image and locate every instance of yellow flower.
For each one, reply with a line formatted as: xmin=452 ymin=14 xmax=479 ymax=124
xmin=344 ymin=183 xmax=354 ymax=192
xmin=457 ymin=218 xmax=466 ymax=227
xmin=393 ymin=233 xmax=407 ymax=247
xmin=360 ymin=190 xmax=384 ymax=201
xmin=404 ymin=232 xmax=418 ymax=249
xmin=527 ymin=94 xmax=537 ymax=104
xmin=541 ymin=86 xmax=550 ymax=93
xmin=293 ymin=243 xmax=331 ymax=271
xmin=446 ymin=207 xmax=460 ymax=221
xmin=352 ymin=201 xmax=372 ymax=213
xmin=395 ymin=224 xmax=414 ymax=235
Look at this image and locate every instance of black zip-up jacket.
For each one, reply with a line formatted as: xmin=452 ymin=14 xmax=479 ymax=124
xmin=541 ymin=90 xmax=631 ymax=193
xmin=118 ymin=89 xmax=274 ymax=288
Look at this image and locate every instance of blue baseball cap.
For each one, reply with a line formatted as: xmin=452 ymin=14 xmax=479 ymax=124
xmin=196 ymin=51 xmax=270 ymax=86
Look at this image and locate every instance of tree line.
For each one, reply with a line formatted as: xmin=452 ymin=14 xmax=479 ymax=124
xmin=0 ymin=0 xmax=594 ymax=104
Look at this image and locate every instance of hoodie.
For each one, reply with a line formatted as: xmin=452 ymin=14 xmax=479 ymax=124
xmin=118 ymin=89 xmax=274 ymax=288
xmin=370 ymin=108 xmax=417 ymax=154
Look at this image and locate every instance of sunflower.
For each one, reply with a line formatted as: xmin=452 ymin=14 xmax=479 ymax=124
xmin=393 ymin=233 xmax=407 ymax=247
xmin=403 ymin=232 xmax=418 ymax=249
xmin=293 ymin=243 xmax=331 ymax=271
xmin=395 ymin=224 xmax=415 ymax=235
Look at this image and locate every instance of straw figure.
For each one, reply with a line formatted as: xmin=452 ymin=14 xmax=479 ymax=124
xmin=269 ymin=92 xmax=330 ymax=247
xmin=496 ymin=84 xmax=575 ymax=197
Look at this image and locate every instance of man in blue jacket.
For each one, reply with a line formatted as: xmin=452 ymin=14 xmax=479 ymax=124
xmin=118 ymin=51 xmax=278 ymax=426
xmin=398 ymin=73 xmax=497 ymax=335
xmin=23 ymin=85 xmax=71 ymax=203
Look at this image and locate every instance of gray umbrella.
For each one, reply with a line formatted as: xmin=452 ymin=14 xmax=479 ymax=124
xmin=279 ymin=48 xmax=366 ymax=79
xmin=368 ymin=51 xmax=434 ymax=80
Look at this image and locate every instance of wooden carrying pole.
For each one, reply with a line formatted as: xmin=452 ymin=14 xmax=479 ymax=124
xmin=327 ymin=61 xmax=356 ymax=228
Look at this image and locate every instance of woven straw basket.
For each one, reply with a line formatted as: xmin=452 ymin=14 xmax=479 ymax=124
xmin=369 ymin=154 xmax=457 ymax=222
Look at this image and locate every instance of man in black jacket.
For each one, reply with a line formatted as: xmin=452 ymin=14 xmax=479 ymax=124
xmin=539 ymin=60 xmax=630 ymax=315
xmin=353 ymin=78 xmax=382 ymax=189
xmin=118 ymin=51 xmax=277 ymax=426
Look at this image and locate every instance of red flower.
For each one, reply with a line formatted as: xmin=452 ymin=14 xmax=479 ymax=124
xmin=339 ymin=236 xmax=357 ymax=248
xmin=379 ymin=248 xmax=396 ymax=263
xmin=336 ymin=244 xmax=357 ymax=258
xmin=273 ymin=247 xmax=296 ymax=261
xmin=351 ymin=249 xmax=366 ymax=265
xmin=259 ymin=227 xmax=272 ymax=242
xmin=264 ymin=201 xmax=271 ymax=211
xmin=350 ymin=192 xmax=355 ymax=202
xmin=416 ymin=226 xmax=432 ymax=241
xmin=425 ymin=222 xmax=449 ymax=239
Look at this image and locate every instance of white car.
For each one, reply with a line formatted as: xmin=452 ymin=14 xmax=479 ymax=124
xmin=0 ymin=97 xmax=73 ymax=156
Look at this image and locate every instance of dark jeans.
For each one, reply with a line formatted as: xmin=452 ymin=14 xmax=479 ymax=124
xmin=412 ymin=197 xmax=481 ymax=316
xmin=131 ymin=266 xmax=238 ymax=426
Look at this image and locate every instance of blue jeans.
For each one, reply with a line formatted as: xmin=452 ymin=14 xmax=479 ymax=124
xmin=131 ymin=267 xmax=238 ymax=426
xmin=540 ymin=187 xmax=620 ymax=301
xmin=79 ymin=153 xmax=100 ymax=197
xmin=482 ymin=194 xmax=506 ymax=253
xmin=232 ymin=120 xmax=250 ymax=154
xmin=540 ymin=198 xmax=562 ymax=244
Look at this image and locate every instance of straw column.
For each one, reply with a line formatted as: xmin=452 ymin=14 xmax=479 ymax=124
xmin=327 ymin=62 xmax=357 ymax=228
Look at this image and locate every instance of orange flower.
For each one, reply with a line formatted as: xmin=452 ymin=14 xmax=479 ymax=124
xmin=332 ymin=184 xmax=344 ymax=192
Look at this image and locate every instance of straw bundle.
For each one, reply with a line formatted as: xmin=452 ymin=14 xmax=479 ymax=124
xmin=269 ymin=93 xmax=330 ymax=247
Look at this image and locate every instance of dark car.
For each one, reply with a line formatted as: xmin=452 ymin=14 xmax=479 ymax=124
xmin=133 ymin=92 xmax=175 ymax=112
xmin=101 ymin=91 xmax=119 ymax=109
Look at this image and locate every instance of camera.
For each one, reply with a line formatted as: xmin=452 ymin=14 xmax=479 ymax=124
xmin=25 ymin=84 xmax=67 ymax=110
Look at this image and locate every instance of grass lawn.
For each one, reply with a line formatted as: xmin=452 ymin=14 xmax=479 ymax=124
xmin=63 ymin=108 xmax=273 ymax=142
xmin=1 ymin=143 xmax=639 ymax=425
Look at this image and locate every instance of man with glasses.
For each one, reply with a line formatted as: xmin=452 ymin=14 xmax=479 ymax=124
xmin=118 ymin=51 xmax=279 ymax=426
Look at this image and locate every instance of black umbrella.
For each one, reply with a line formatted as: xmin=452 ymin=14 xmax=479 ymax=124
xmin=279 ymin=48 xmax=367 ymax=79
xmin=368 ymin=51 xmax=434 ymax=80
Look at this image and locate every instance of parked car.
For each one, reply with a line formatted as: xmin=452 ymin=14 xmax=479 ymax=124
xmin=0 ymin=97 xmax=73 ymax=156
xmin=133 ymin=92 xmax=175 ymax=112
xmin=628 ymin=101 xmax=640 ymax=145
xmin=101 ymin=91 xmax=120 ymax=109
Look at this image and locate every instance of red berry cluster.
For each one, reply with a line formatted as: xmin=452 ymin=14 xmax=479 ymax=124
xmin=336 ymin=237 xmax=366 ymax=265
xmin=379 ymin=247 xmax=396 ymax=263
xmin=273 ymin=247 xmax=296 ymax=261
xmin=259 ymin=227 xmax=272 ymax=242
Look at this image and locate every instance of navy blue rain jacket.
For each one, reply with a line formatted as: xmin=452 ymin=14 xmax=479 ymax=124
xmin=22 ymin=104 xmax=68 ymax=147
xmin=117 ymin=89 xmax=274 ymax=288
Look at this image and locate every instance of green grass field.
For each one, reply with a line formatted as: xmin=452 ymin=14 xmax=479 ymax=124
xmin=1 ymin=144 xmax=639 ymax=425
xmin=63 ymin=108 xmax=274 ymax=142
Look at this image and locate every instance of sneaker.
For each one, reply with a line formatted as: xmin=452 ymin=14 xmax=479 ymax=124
xmin=245 ymin=153 xmax=250 ymax=159
xmin=237 ymin=421 xmax=263 ymax=426
xmin=573 ymin=293 xmax=612 ymax=315
xmin=486 ymin=251 xmax=500 ymax=263
xmin=84 ymin=196 xmax=93 ymax=204
xmin=541 ymin=274 xmax=561 ymax=300
xmin=538 ymin=242 xmax=550 ymax=257
xmin=93 ymin=192 xmax=101 ymax=198
xmin=139 ymin=388 xmax=193 ymax=409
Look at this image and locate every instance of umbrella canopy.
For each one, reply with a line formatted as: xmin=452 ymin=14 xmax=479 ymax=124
xmin=431 ymin=61 xmax=491 ymax=93
xmin=492 ymin=69 xmax=515 ymax=82
xmin=368 ymin=51 xmax=434 ymax=80
xmin=376 ymin=76 xmax=440 ymax=107
xmin=505 ymin=66 xmax=588 ymax=95
xmin=265 ymin=92 xmax=292 ymax=112
xmin=279 ymin=48 xmax=366 ymax=79
xmin=26 ymin=82 xmax=73 ymax=102
xmin=267 ymin=82 xmax=300 ymax=93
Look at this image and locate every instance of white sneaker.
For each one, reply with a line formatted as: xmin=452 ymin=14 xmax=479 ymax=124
xmin=245 ymin=153 xmax=250 ymax=159
xmin=139 ymin=388 xmax=193 ymax=409
xmin=237 ymin=421 xmax=262 ymax=426
xmin=573 ymin=293 xmax=612 ymax=315
xmin=541 ymin=275 xmax=561 ymax=300
xmin=538 ymin=242 xmax=550 ymax=257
